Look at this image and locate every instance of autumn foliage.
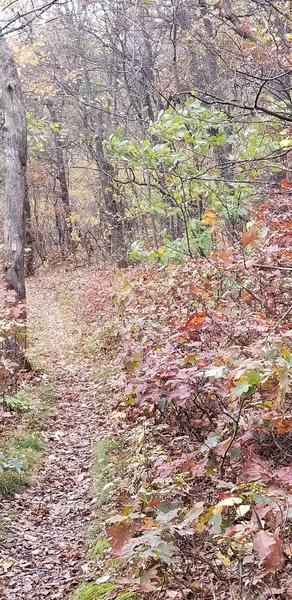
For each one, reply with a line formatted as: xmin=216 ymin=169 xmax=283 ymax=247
xmin=84 ymin=191 xmax=292 ymax=598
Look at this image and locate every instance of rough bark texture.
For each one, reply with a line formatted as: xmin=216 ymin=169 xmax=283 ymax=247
xmin=0 ymin=33 xmax=29 ymax=367
xmin=0 ymin=33 xmax=27 ymax=301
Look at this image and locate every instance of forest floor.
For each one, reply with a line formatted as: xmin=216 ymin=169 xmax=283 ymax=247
xmin=0 ymin=266 xmax=117 ymax=600
xmin=0 ymin=200 xmax=291 ymax=600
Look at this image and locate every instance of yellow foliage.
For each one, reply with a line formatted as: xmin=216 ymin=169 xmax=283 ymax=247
xmin=202 ymin=209 xmax=218 ymax=226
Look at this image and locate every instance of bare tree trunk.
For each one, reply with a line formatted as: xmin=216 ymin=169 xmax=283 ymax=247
xmin=95 ymin=112 xmax=126 ymax=264
xmin=0 ymin=32 xmax=28 ymax=365
xmin=25 ymin=186 xmax=35 ymax=276
xmin=46 ymin=99 xmax=72 ymax=246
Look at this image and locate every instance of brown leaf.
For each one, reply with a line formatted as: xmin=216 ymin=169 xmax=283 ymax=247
xmin=140 ymin=565 xmax=162 ymax=592
xmin=275 ymin=465 xmax=292 ymax=485
xmin=253 ymin=531 xmax=283 ymax=572
xmin=274 ymin=415 xmax=292 ymax=434
xmin=242 ymin=227 xmax=258 ymax=248
xmin=242 ymin=457 xmax=273 ymax=483
xmin=106 ymin=522 xmax=133 ymax=554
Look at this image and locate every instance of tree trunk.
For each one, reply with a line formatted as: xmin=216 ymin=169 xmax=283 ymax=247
xmin=46 ymin=99 xmax=72 ymax=246
xmin=0 ymin=32 xmax=28 ymax=365
xmin=25 ymin=186 xmax=35 ymax=276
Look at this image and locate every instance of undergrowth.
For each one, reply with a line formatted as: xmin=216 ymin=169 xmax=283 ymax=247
xmin=0 ymin=382 xmax=55 ymax=498
xmin=69 ymin=582 xmax=117 ymax=600
xmin=78 ymin=193 xmax=292 ymax=599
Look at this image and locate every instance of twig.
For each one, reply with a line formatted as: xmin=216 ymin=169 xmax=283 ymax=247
xmin=197 ymin=550 xmax=225 ymax=580
xmin=254 ymin=264 xmax=292 ymax=271
xmin=266 ymin=304 xmax=292 ymax=339
xmin=220 ymin=396 xmax=245 ymax=477
xmin=271 ymin=429 xmax=292 ymax=460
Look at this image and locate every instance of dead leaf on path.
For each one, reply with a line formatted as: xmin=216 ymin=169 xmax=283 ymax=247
xmin=1 ymin=559 xmax=14 ymax=572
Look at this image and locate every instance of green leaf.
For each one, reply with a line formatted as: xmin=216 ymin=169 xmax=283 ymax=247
xmin=210 ymin=511 xmax=222 ymax=534
xmin=233 ymin=381 xmax=250 ymax=397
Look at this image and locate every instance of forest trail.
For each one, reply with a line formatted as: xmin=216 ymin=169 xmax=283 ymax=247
xmin=0 ymin=267 xmax=105 ymax=600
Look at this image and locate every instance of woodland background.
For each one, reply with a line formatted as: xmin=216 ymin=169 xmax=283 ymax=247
xmin=0 ymin=1 xmax=291 ymax=600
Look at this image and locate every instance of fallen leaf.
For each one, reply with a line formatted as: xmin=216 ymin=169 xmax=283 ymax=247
xmin=1 ymin=559 xmax=14 ymax=572
xmin=242 ymin=227 xmax=258 ymax=248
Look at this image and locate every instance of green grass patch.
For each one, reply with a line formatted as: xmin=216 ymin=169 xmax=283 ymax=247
xmin=0 ymin=382 xmax=54 ymax=499
xmin=0 ymin=470 xmax=26 ymax=497
xmin=90 ymin=367 xmax=116 ymax=382
xmin=0 ymin=435 xmax=45 ymax=497
xmin=69 ymin=582 xmax=117 ymax=600
xmin=93 ymin=439 xmax=121 ymax=510
xmin=15 ymin=434 xmax=45 ymax=452
xmin=0 ymin=519 xmax=6 ymax=541
xmin=39 ymin=384 xmax=56 ymax=404
xmin=89 ymin=536 xmax=110 ymax=556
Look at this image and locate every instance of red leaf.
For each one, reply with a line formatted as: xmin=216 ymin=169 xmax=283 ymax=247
xmin=253 ymin=531 xmax=283 ymax=573
xmin=280 ymin=178 xmax=292 ymax=189
xmin=106 ymin=521 xmax=133 ymax=553
xmin=242 ymin=457 xmax=273 ymax=483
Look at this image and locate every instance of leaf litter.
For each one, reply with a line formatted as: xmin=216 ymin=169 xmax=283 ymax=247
xmin=0 ymin=267 xmax=120 ymax=599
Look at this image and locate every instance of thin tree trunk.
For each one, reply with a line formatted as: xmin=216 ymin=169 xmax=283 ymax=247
xmin=46 ymin=99 xmax=72 ymax=246
xmin=25 ymin=186 xmax=35 ymax=276
xmin=0 ymin=32 xmax=28 ymax=366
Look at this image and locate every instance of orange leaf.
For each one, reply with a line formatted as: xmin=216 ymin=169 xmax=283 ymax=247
xmin=217 ymin=250 xmax=233 ymax=262
xmin=202 ymin=209 xmax=218 ymax=226
xmin=183 ymin=312 xmax=206 ymax=329
xmin=274 ymin=416 xmax=292 ymax=434
xmin=242 ymin=227 xmax=258 ymax=248
xmin=280 ymin=178 xmax=292 ymax=189
xmin=143 ymin=517 xmax=156 ymax=528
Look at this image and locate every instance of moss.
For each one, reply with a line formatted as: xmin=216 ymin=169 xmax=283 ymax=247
xmin=116 ymin=593 xmax=138 ymax=600
xmin=89 ymin=537 xmax=110 ymax=556
xmin=69 ymin=582 xmax=117 ymax=600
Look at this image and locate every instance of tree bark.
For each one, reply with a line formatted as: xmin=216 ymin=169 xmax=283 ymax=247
xmin=46 ymin=98 xmax=72 ymax=246
xmin=0 ymin=32 xmax=28 ymax=365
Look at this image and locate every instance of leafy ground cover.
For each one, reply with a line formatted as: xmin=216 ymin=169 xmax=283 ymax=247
xmin=0 ymin=191 xmax=291 ymax=600
xmin=74 ymin=192 xmax=292 ymax=599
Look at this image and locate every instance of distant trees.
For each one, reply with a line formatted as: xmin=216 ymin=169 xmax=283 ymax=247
xmin=0 ymin=0 xmax=290 ymax=272
xmin=0 ymin=1 xmax=60 ymax=367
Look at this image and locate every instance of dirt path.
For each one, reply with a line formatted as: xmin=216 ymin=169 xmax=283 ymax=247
xmin=0 ymin=268 xmax=104 ymax=599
